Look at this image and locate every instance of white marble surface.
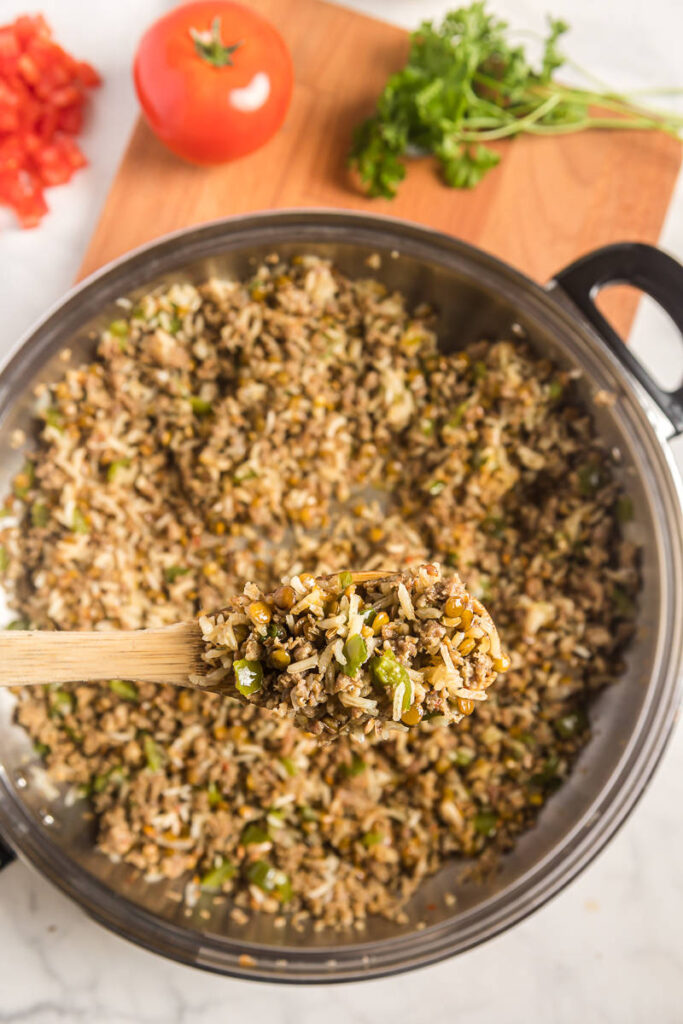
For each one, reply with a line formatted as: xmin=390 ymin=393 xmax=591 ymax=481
xmin=0 ymin=0 xmax=682 ymax=1020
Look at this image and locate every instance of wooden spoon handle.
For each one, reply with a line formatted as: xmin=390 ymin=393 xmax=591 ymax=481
xmin=0 ymin=622 xmax=203 ymax=688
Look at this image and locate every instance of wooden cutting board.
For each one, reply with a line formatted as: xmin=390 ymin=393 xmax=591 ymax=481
xmin=78 ymin=0 xmax=681 ymax=336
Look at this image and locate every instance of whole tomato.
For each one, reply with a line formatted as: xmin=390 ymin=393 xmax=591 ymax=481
xmin=133 ymin=1 xmax=293 ymax=164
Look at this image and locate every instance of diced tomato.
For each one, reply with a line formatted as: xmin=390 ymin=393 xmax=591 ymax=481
xmin=0 ymin=79 xmax=20 ymax=132
xmin=0 ymin=13 xmax=99 ymax=228
xmin=0 ymin=79 xmax=19 ymax=106
xmin=54 ymin=132 xmax=86 ymax=168
xmin=0 ymin=168 xmax=48 ymax=227
xmin=0 ymin=28 xmax=20 ymax=62
xmin=48 ymin=84 xmax=81 ymax=108
xmin=34 ymin=133 xmax=86 ymax=185
xmin=33 ymin=142 xmax=67 ymax=184
xmin=56 ymin=104 xmax=82 ymax=135
xmin=12 ymin=15 xmax=50 ymax=45
xmin=0 ymin=109 xmax=18 ymax=133
xmin=0 ymin=134 xmax=25 ymax=171
xmin=17 ymin=52 xmax=39 ymax=85
xmin=37 ymin=104 xmax=59 ymax=139
xmin=75 ymin=61 xmax=100 ymax=88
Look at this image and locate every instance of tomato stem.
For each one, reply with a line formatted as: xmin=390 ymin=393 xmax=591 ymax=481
xmin=190 ymin=17 xmax=242 ymax=67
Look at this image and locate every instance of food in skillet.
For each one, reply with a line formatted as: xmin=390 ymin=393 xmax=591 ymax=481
xmin=196 ymin=564 xmax=509 ymax=737
xmin=0 ymin=254 xmax=638 ymax=928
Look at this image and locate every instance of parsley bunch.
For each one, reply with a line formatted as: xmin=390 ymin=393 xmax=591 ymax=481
xmin=349 ymin=2 xmax=682 ymax=198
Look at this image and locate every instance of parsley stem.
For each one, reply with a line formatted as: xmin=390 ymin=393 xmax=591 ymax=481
xmin=525 ymin=116 xmax=682 ymax=137
xmin=473 ymin=71 xmax=683 ymax=127
xmin=621 ymin=87 xmax=683 ymax=98
xmin=458 ymin=92 xmax=562 ymax=141
xmin=539 ymin=86 xmax=683 ymax=125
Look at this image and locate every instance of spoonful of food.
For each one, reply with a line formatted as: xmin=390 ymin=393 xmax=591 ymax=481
xmin=0 ymin=563 xmax=509 ymax=738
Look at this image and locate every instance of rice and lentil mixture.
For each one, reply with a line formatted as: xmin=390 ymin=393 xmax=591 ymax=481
xmin=196 ymin=564 xmax=507 ymax=738
xmin=0 ymin=254 xmax=638 ymax=929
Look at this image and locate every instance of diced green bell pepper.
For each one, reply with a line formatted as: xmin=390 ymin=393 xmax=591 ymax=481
xmin=234 ymin=659 xmax=263 ymax=697
xmin=341 ymin=634 xmax=368 ymax=678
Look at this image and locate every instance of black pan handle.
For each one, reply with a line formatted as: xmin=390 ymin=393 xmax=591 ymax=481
xmin=553 ymin=242 xmax=683 ymax=437
xmin=0 ymin=835 xmax=15 ymax=868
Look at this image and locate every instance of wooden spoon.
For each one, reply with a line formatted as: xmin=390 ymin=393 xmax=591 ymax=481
xmin=0 ymin=571 xmax=393 ymax=689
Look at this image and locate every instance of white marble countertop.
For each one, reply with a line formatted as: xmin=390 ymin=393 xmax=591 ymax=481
xmin=0 ymin=0 xmax=682 ymax=1021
